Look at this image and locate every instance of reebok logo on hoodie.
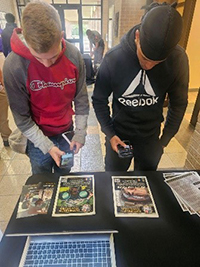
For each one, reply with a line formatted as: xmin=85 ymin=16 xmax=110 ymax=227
xmin=118 ymin=70 xmax=159 ymax=107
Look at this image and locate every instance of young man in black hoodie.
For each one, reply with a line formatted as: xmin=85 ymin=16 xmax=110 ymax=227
xmin=1 ymin=13 xmax=17 ymax=57
xmin=92 ymin=2 xmax=189 ymax=171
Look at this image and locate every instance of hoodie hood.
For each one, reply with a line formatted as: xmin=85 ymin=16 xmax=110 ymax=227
xmin=10 ymin=28 xmax=66 ymax=64
xmin=11 ymin=28 xmax=34 ymax=61
xmin=120 ymin=25 xmax=140 ymax=59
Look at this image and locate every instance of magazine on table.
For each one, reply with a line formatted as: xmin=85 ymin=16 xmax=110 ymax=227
xmin=164 ymin=171 xmax=200 ymax=216
xmin=17 ymin=182 xmax=55 ymax=219
xmin=112 ymin=176 xmax=159 ymax=218
xmin=52 ymin=175 xmax=95 ymax=217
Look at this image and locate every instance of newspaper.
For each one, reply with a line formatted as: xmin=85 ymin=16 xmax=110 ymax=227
xmin=52 ymin=175 xmax=95 ymax=217
xmin=164 ymin=171 xmax=200 ymax=216
xmin=163 ymin=172 xmax=192 ymax=213
xmin=112 ymin=176 xmax=159 ymax=218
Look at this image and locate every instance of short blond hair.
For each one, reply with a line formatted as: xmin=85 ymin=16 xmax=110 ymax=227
xmin=22 ymin=1 xmax=62 ymax=53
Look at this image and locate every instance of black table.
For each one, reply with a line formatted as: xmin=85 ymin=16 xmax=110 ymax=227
xmin=0 ymin=171 xmax=200 ymax=267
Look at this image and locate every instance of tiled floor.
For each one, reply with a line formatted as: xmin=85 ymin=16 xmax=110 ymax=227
xmin=0 ymin=85 xmax=198 ymax=235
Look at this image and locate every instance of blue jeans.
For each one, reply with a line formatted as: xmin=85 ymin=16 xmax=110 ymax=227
xmin=26 ymin=134 xmax=73 ymax=175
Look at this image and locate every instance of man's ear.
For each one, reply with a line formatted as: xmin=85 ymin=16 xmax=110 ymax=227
xmin=135 ymin=29 xmax=140 ymax=42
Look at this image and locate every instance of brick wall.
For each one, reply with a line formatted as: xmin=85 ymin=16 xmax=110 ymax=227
xmin=102 ymin=0 xmax=109 ymax=51
xmin=112 ymin=0 xmax=145 ymax=46
xmin=107 ymin=0 xmax=146 ymax=47
xmin=119 ymin=0 xmax=145 ymax=38
xmin=185 ymin=113 xmax=200 ymax=169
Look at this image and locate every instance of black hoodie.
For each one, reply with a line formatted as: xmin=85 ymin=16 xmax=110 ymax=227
xmin=1 ymin=22 xmax=17 ymax=57
xmin=92 ymin=26 xmax=189 ymax=147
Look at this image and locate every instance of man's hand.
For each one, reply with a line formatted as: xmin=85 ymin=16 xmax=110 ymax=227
xmin=0 ymin=83 xmax=5 ymax=92
xmin=110 ymin=135 xmax=127 ymax=153
xmin=70 ymin=141 xmax=83 ymax=154
xmin=48 ymin=146 xmax=65 ymax=167
xmin=48 ymin=141 xmax=83 ymax=167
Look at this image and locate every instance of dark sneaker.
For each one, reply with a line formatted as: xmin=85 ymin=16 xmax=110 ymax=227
xmin=3 ymin=140 xmax=10 ymax=147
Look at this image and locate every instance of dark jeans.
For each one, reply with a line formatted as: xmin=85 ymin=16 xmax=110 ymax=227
xmin=105 ymin=136 xmax=163 ymax=171
xmin=26 ymin=134 xmax=73 ymax=175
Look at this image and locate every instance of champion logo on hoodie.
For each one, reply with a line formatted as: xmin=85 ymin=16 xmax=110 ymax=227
xmin=118 ymin=70 xmax=159 ymax=107
xmin=30 ymin=78 xmax=76 ymax=91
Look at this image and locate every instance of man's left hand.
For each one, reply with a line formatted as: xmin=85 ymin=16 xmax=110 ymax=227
xmin=70 ymin=141 xmax=83 ymax=154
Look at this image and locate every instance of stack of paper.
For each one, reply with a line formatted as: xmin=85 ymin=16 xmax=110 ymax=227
xmin=163 ymin=171 xmax=200 ymax=216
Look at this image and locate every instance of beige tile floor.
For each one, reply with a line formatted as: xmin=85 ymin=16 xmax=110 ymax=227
xmin=0 ymin=86 xmax=198 ymax=236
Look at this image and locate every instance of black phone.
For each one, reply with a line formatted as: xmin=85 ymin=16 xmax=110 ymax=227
xmin=60 ymin=150 xmax=74 ymax=168
xmin=117 ymin=140 xmax=133 ymax=158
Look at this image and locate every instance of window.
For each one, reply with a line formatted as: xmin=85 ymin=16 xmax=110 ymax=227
xmin=82 ymin=0 xmax=101 ymax=4
xmin=82 ymin=6 xmax=101 ymax=18
xmin=82 ymin=1 xmax=102 ymax=53
xmin=15 ymin=0 xmax=102 ymax=54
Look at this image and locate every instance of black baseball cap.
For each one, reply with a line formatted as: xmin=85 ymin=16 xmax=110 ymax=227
xmin=139 ymin=5 xmax=183 ymax=61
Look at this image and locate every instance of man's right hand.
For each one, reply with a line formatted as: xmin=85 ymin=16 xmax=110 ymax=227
xmin=48 ymin=146 xmax=65 ymax=167
xmin=110 ymin=135 xmax=127 ymax=153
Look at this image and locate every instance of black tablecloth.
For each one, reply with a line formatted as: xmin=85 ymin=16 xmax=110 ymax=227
xmin=0 ymin=171 xmax=200 ymax=267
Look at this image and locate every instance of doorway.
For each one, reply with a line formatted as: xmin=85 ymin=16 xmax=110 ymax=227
xmin=53 ymin=4 xmax=83 ymax=53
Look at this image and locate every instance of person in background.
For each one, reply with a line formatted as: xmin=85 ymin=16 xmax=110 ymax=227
xmin=1 ymin=13 xmax=17 ymax=57
xmin=86 ymin=29 xmax=105 ymax=74
xmin=0 ymin=67 xmax=12 ymax=147
xmin=92 ymin=2 xmax=189 ymax=171
xmin=3 ymin=1 xmax=89 ymax=174
xmin=0 ymin=28 xmax=3 ymax=53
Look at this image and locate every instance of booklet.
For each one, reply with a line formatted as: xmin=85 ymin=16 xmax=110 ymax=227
xmin=17 ymin=182 xmax=55 ymax=219
xmin=112 ymin=176 xmax=159 ymax=218
xmin=52 ymin=175 xmax=95 ymax=217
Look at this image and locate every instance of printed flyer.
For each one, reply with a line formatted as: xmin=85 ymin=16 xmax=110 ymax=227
xmin=17 ymin=182 xmax=55 ymax=218
xmin=112 ymin=176 xmax=158 ymax=218
xmin=52 ymin=175 xmax=95 ymax=216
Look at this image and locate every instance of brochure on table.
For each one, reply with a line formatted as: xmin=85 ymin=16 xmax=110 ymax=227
xmin=17 ymin=182 xmax=55 ymax=218
xmin=112 ymin=176 xmax=159 ymax=218
xmin=52 ymin=175 xmax=95 ymax=217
